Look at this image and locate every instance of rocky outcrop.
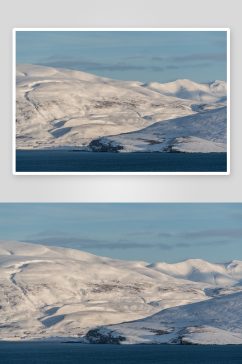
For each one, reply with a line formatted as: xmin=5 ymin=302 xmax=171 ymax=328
xmin=88 ymin=139 xmax=123 ymax=152
xmin=86 ymin=328 xmax=126 ymax=344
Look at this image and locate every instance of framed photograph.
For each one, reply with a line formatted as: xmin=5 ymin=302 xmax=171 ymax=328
xmin=13 ymin=29 xmax=229 ymax=175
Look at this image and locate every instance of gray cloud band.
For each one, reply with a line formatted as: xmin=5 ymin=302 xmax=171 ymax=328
xmin=151 ymin=52 xmax=226 ymax=63
xmin=33 ymin=51 xmax=225 ymax=74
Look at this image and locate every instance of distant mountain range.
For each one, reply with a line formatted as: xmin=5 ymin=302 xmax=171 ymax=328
xmin=0 ymin=241 xmax=241 ymax=344
xmin=16 ymin=64 xmax=227 ymax=153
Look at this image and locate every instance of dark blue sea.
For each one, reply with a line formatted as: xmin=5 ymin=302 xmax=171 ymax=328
xmin=1 ymin=342 xmax=242 ymax=364
xmin=15 ymin=151 xmax=227 ymax=172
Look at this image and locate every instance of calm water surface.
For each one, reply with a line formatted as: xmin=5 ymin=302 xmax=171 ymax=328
xmin=16 ymin=151 xmax=227 ymax=172
xmin=1 ymin=342 xmax=242 ymax=364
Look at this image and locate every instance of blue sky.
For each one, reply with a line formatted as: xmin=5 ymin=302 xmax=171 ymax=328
xmin=16 ymin=31 xmax=227 ymax=83
xmin=0 ymin=203 xmax=241 ymax=263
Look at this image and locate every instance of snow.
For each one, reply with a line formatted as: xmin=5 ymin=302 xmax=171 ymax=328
xmin=141 ymin=79 xmax=227 ymax=103
xmin=0 ymin=240 xmax=241 ymax=344
xmin=97 ymin=292 xmax=242 ymax=345
xmin=146 ymin=259 xmax=240 ymax=285
xmin=92 ymin=107 xmax=227 ymax=153
xmin=16 ymin=64 xmax=227 ymax=153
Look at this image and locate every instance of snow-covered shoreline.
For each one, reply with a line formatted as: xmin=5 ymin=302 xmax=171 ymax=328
xmin=16 ymin=149 xmax=227 ymax=153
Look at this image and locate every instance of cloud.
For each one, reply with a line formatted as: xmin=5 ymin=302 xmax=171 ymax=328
xmin=157 ymin=228 xmax=242 ymax=241
xmin=179 ymin=228 xmax=242 ymax=239
xmin=171 ymin=52 xmax=226 ymax=63
xmin=185 ymin=63 xmax=213 ymax=68
xmin=151 ymin=53 xmax=226 ymax=64
xmin=35 ymin=53 xmax=220 ymax=75
xmin=25 ymin=230 xmax=73 ymax=239
xmin=126 ymin=232 xmax=152 ymax=237
xmin=167 ymin=65 xmax=179 ymax=70
xmin=35 ymin=56 xmax=148 ymax=72
xmin=22 ymin=226 xmax=237 ymax=253
xmin=175 ymin=240 xmax=229 ymax=248
xmin=123 ymin=56 xmax=147 ymax=60
xmin=155 ymin=63 xmax=214 ymax=71
xmin=166 ymin=63 xmax=213 ymax=70
xmin=24 ymin=237 xmax=102 ymax=246
xmin=157 ymin=243 xmax=173 ymax=250
xmin=23 ymin=231 xmax=153 ymax=250
xmin=24 ymin=238 xmax=152 ymax=250
xmin=151 ymin=56 xmax=164 ymax=61
xmin=151 ymin=66 xmax=164 ymax=72
xmin=94 ymin=64 xmax=147 ymax=71
xmin=38 ymin=55 xmax=75 ymax=62
xmin=95 ymin=242 xmax=152 ymax=250
xmin=157 ymin=232 xmax=173 ymax=238
xmin=197 ymin=240 xmax=229 ymax=246
xmin=176 ymin=243 xmax=191 ymax=248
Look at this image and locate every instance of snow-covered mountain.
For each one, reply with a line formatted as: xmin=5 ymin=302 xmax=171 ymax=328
xmin=141 ymin=79 xmax=227 ymax=103
xmin=88 ymin=107 xmax=227 ymax=153
xmin=89 ymin=292 xmax=242 ymax=345
xmin=16 ymin=64 xmax=227 ymax=153
xmin=0 ymin=241 xmax=241 ymax=344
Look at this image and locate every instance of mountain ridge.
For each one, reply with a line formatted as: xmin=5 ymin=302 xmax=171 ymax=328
xmin=16 ymin=64 xmax=227 ymax=152
xmin=0 ymin=240 xmax=240 ymax=343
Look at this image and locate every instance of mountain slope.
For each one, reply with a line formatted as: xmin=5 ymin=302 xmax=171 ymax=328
xmin=141 ymin=79 xmax=227 ymax=103
xmin=86 ymin=106 xmax=227 ymax=153
xmin=1 ymin=240 xmax=240 ymax=342
xmin=16 ymin=64 xmax=227 ymax=151
xmin=146 ymin=258 xmax=241 ymax=285
xmin=88 ymin=292 xmax=242 ymax=345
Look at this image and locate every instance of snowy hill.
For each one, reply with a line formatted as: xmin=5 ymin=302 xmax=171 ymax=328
xmin=15 ymin=64 xmax=227 ymax=152
xmin=88 ymin=292 xmax=242 ymax=345
xmin=141 ymin=79 xmax=227 ymax=103
xmin=87 ymin=107 xmax=227 ymax=153
xmin=0 ymin=240 xmax=241 ymax=343
xmin=146 ymin=258 xmax=241 ymax=285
